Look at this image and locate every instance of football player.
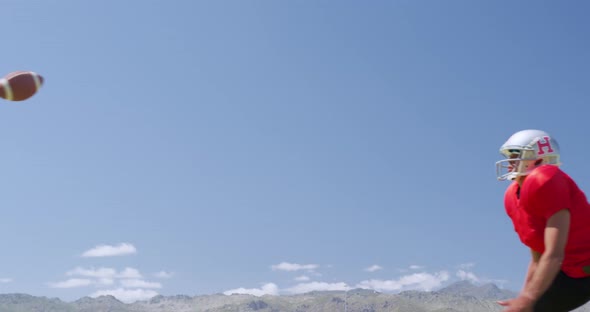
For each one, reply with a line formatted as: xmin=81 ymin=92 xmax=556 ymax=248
xmin=496 ymin=129 xmax=590 ymax=312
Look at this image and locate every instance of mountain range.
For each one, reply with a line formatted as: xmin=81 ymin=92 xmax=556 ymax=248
xmin=1 ymin=281 xmax=590 ymax=312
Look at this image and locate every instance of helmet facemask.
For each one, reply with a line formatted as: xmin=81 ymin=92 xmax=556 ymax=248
xmin=496 ymin=148 xmax=539 ymax=181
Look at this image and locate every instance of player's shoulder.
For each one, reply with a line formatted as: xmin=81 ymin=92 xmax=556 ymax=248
xmin=524 ymin=165 xmax=570 ymax=191
xmin=529 ymin=164 xmax=566 ymax=180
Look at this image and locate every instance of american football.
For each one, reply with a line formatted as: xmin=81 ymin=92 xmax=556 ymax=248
xmin=0 ymin=71 xmax=44 ymax=101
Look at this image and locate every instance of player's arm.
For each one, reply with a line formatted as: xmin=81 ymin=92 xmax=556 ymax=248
xmin=521 ymin=209 xmax=570 ymax=302
xmin=522 ymin=249 xmax=541 ymax=290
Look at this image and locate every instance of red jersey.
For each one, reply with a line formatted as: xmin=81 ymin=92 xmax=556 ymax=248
xmin=505 ymin=165 xmax=590 ymax=278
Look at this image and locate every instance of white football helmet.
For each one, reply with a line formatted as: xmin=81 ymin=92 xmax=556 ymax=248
xmin=496 ymin=129 xmax=561 ymax=181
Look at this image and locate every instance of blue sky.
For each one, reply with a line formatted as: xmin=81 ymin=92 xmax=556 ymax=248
xmin=1 ymin=0 xmax=590 ymax=304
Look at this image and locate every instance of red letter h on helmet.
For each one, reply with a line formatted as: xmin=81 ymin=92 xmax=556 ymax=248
xmin=537 ymin=136 xmax=554 ymax=155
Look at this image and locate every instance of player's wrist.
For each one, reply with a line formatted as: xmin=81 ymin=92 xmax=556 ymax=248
xmin=519 ymin=291 xmax=538 ymax=303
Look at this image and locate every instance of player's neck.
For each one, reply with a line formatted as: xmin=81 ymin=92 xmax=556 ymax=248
xmin=516 ymin=176 xmax=526 ymax=187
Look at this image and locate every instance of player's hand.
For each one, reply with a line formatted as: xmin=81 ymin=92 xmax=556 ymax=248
xmin=497 ymin=295 xmax=535 ymax=312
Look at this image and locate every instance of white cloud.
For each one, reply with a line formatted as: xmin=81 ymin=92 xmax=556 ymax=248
xmin=53 ymin=266 xmax=163 ymax=302
xmin=271 ymin=262 xmax=319 ymax=272
xmin=97 ymin=278 xmax=115 ymax=286
xmin=0 ymin=278 xmax=12 ymax=283
xmin=285 ymin=282 xmax=350 ymax=294
xmin=357 ymin=271 xmax=450 ymax=292
xmin=295 ymin=275 xmax=310 ymax=282
xmin=365 ymin=265 xmax=383 ymax=272
xmin=456 ymin=270 xmax=480 ymax=283
xmin=117 ymin=268 xmax=142 ymax=279
xmin=409 ymin=265 xmax=423 ymax=270
xmin=120 ymin=279 xmax=162 ymax=289
xmin=67 ymin=267 xmax=117 ymax=279
xmin=224 ymin=283 xmax=279 ymax=296
xmin=153 ymin=271 xmax=173 ymax=279
xmin=82 ymin=243 xmax=137 ymax=258
xmin=66 ymin=267 xmax=142 ymax=279
xmin=49 ymin=278 xmax=93 ymax=289
xmin=57 ymin=267 xmax=148 ymax=290
xmin=91 ymin=288 xmax=158 ymax=303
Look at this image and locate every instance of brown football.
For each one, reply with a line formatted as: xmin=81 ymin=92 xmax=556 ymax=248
xmin=0 ymin=71 xmax=44 ymax=101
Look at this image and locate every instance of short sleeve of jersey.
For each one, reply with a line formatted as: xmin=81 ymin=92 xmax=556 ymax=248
xmin=521 ymin=166 xmax=572 ymax=220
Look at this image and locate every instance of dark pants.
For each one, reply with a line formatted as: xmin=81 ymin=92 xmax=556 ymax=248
xmin=534 ymin=271 xmax=590 ymax=312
